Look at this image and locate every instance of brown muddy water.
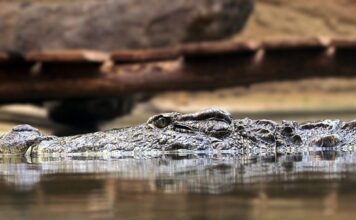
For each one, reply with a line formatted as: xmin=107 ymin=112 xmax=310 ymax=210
xmin=1 ymin=113 xmax=356 ymax=220
xmin=0 ymin=152 xmax=356 ymax=220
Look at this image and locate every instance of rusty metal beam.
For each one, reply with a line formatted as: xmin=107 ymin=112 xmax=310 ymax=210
xmin=0 ymin=37 xmax=355 ymax=102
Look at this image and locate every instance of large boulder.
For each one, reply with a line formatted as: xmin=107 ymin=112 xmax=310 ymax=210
xmin=0 ymin=0 xmax=254 ymax=52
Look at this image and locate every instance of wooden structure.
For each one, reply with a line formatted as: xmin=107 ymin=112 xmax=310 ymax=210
xmin=0 ymin=37 xmax=356 ymax=102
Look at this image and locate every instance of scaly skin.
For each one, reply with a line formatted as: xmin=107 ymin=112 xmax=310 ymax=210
xmin=0 ymin=109 xmax=355 ymax=157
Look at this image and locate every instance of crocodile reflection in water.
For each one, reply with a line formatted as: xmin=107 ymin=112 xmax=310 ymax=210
xmin=1 ymin=151 xmax=356 ymax=193
xmin=0 ymin=109 xmax=355 ymax=157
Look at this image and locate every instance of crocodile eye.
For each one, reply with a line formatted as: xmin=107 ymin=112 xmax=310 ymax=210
xmin=154 ymin=117 xmax=170 ymax=128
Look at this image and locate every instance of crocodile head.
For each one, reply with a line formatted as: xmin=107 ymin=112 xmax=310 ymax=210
xmin=131 ymin=108 xmax=237 ymax=152
xmin=31 ymin=109 xmax=239 ymax=155
xmin=7 ymin=109 xmax=239 ymax=156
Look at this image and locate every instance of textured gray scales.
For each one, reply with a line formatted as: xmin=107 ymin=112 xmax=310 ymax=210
xmin=0 ymin=109 xmax=355 ymax=157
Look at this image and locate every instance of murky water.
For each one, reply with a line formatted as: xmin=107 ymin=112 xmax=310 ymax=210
xmin=0 ymin=151 xmax=356 ymax=220
xmin=1 ymin=111 xmax=356 ymax=219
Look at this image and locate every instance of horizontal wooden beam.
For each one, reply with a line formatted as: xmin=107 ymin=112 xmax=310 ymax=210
xmin=0 ymin=37 xmax=356 ymax=102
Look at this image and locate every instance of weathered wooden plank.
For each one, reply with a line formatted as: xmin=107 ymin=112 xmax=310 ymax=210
xmin=331 ymin=38 xmax=356 ymax=48
xmin=261 ymin=37 xmax=328 ymax=50
xmin=25 ymin=50 xmax=109 ymax=63
xmin=111 ymin=40 xmax=260 ymax=62
xmin=0 ymin=37 xmax=356 ymax=102
xmin=0 ymin=42 xmax=355 ymax=102
xmin=111 ymin=48 xmax=181 ymax=63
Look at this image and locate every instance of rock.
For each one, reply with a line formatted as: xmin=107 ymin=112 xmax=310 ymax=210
xmin=238 ymin=0 xmax=356 ymax=40
xmin=0 ymin=0 xmax=254 ymax=52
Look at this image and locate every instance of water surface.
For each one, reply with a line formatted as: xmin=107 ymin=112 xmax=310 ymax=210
xmin=0 ymin=151 xmax=356 ymax=220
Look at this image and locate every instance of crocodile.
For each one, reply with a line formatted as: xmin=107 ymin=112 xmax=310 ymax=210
xmin=0 ymin=109 xmax=355 ymax=157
